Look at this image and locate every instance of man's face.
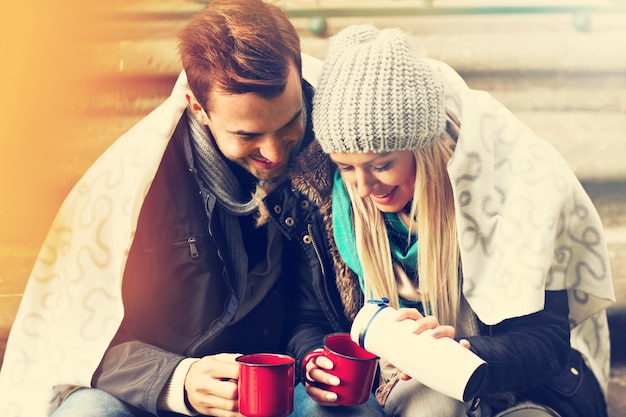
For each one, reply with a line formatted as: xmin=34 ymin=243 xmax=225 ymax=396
xmin=203 ymin=64 xmax=304 ymax=181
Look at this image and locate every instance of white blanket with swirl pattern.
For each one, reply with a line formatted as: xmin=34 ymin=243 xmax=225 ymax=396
xmin=433 ymin=59 xmax=614 ymax=396
xmin=0 ymin=70 xmax=190 ymax=416
xmin=0 ymin=56 xmax=615 ymax=416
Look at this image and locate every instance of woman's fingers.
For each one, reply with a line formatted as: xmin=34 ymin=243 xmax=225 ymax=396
xmin=459 ymin=338 xmax=471 ymax=349
xmin=430 ymin=324 xmax=456 ymax=339
xmin=396 ymin=307 xmax=423 ymax=321
xmin=305 ymin=383 xmax=340 ymax=405
xmin=308 ymin=367 xmax=340 ymax=386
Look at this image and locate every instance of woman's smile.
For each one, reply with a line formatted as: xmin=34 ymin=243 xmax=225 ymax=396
xmin=370 ymin=186 xmax=398 ymax=205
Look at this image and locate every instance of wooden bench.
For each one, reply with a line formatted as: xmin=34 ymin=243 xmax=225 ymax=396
xmin=193 ymin=0 xmax=626 ymax=34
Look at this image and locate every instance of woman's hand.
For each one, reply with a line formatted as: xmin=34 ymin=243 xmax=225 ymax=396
xmin=395 ymin=308 xmax=453 ymax=336
xmin=184 ymin=353 xmax=242 ymax=417
xmin=303 ymin=350 xmax=342 ymax=406
xmin=394 ymin=308 xmax=472 ymax=380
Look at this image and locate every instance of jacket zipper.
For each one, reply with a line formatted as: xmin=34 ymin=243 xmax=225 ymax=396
xmin=187 ymin=237 xmax=199 ymax=258
xmin=145 ymin=236 xmax=199 ymax=259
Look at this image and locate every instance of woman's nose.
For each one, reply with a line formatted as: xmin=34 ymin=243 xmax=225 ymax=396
xmin=355 ymin=171 xmax=376 ymax=198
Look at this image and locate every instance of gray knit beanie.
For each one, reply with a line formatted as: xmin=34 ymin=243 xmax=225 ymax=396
xmin=313 ymin=24 xmax=446 ymax=154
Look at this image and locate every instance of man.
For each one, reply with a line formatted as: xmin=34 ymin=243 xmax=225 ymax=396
xmin=0 ymin=1 xmax=383 ymax=416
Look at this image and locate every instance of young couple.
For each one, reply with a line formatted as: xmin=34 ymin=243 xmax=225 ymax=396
xmin=0 ymin=1 xmax=613 ymax=416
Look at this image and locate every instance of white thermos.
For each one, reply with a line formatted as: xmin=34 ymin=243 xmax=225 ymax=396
xmin=350 ymin=299 xmax=487 ymax=402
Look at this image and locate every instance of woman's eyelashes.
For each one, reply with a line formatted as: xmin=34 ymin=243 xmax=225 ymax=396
xmin=337 ymin=161 xmax=392 ymax=174
xmin=372 ymin=162 xmax=392 ymax=172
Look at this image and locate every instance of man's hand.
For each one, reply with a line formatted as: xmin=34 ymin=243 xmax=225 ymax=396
xmin=184 ymin=353 xmax=242 ymax=416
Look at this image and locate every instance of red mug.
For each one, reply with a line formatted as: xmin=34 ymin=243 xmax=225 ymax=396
xmin=302 ymin=333 xmax=379 ymax=406
xmin=237 ymin=353 xmax=295 ymax=417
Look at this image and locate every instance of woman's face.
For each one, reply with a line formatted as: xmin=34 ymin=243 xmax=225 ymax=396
xmin=330 ymin=150 xmax=416 ymax=213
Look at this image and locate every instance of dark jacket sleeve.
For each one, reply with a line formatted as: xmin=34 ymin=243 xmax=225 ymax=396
xmin=93 ymin=339 xmax=183 ymax=415
xmin=91 ymin=226 xmax=186 ymax=415
xmin=465 ymin=289 xmax=571 ymax=394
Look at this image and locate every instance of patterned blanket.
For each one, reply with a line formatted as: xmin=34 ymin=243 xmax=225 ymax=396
xmin=0 ymin=55 xmax=614 ymax=416
xmin=436 ymin=58 xmax=614 ymax=394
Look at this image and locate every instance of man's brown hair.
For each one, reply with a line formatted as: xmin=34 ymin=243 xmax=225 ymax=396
xmin=178 ymin=0 xmax=302 ymax=112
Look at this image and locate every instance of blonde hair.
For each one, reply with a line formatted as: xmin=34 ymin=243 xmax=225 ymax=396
xmin=345 ymin=113 xmax=461 ymax=325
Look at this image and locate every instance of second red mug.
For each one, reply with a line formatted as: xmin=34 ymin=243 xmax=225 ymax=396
xmin=302 ymin=332 xmax=379 ymax=406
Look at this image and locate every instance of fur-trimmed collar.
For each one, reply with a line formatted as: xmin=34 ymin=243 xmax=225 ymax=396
xmin=276 ymin=140 xmax=364 ymax=321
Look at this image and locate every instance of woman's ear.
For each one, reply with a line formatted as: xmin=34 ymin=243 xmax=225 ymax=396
xmin=185 ymin=89 xmax=210 ymax=125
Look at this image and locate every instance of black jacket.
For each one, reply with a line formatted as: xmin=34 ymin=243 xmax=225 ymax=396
xmin=91 ymin=81 xmax=347 ymax=414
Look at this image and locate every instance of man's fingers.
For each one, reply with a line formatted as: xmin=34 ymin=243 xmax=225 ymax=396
xmin=213 ymin=353 xmax=243 ymax=364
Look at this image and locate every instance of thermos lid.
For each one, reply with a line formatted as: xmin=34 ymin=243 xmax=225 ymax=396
xmin=350 ymin=299 xmax=390 ymax=348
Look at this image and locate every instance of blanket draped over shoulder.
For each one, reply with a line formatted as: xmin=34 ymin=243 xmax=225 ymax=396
xmin=0 ymin=72 xmax=188 ymax=416
xmin=0 ymin=55 xmax=613 ymax=416
xmin=432 ymin=59 xmax=614 ymax=395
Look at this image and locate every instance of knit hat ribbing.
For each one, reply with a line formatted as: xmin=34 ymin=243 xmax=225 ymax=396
xmin=313 ymin=25 xmax=446 ymax=154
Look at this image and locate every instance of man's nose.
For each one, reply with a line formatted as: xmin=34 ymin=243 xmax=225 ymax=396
xmin=258 ymin=135 xmax=285 ymax=164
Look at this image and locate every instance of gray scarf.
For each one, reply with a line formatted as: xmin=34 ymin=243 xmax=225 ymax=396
xmin=187 ymin=110 xmax=259 ymax=216
xmin=184 ymin=107 xmax=307 ymax=312
xmin=185 ymin=109 xmax=255 ymax=307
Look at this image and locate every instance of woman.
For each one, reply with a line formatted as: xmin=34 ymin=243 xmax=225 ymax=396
xmin=307 ymin=24 xmax=614 ymax=417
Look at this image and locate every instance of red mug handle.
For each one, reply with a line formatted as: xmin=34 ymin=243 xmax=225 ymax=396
xmin=302 ymin=350 xmax=325 ymax=385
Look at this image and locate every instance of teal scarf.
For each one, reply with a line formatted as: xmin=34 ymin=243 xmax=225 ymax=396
xmin=332 ymin=171 xmax=418 ymax=307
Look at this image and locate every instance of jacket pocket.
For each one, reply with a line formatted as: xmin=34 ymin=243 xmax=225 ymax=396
xmin=145 ymin=235 xmax=204 ymax=259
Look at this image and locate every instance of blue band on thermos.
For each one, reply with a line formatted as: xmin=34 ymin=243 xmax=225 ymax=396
xmin=358 ymin=298 xmax=390 ymax=349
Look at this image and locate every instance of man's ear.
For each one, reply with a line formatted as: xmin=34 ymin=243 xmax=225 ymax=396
xmin=185 ymin=89 xmax=210 ymax=125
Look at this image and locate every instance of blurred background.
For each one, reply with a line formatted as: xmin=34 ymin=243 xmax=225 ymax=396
xmin=0 ymin=0 xmax=624 ymax=414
